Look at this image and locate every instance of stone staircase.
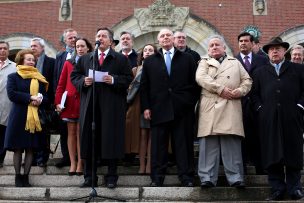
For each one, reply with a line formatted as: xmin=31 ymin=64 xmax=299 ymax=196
xmin=0 ymin=135 xmax=302 ymax=202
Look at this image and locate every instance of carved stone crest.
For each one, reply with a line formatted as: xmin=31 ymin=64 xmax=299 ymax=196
xmin=134 ymin=0 xmax=189 ymax=31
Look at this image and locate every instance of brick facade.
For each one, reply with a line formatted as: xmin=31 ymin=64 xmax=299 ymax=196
xmin=0 ymin=0 xmax=303 ymax=54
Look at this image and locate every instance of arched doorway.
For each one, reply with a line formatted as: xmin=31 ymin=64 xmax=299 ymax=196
xmin=279 ymin=24 xmax=304 ymax=60
xmin=0 ymin=33 xmax=57 ymax=61
xmin=111 ymin=0 xmax=233 ymax=56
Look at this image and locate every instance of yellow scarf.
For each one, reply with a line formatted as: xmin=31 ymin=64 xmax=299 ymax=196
xmin=17 ymin=65 xmax=49 ymax=133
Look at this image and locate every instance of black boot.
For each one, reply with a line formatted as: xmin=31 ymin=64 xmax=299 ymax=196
xmin=15 ymin=174 xmax=23 ymax=187
xmin=22 ymin=174 xmax=32 ymax=187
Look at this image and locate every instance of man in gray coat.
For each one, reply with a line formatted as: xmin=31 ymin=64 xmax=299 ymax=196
xmin=0 ymin=41 xmax=16 ymax=167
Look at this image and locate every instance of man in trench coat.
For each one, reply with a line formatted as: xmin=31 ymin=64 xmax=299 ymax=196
xmin=71 ymin=27 xmax=132 ymax=188
xmin=196 ymin=35 xmax=252 ymax=189
xmin=251 ymin=37 xmax=304 ymax=201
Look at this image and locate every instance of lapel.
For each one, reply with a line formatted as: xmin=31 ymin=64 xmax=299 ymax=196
xmin=212 ymin=56 xmax=234 ymax=78
xmin=236 ymin=54 xmax=246 ymax=68
xmin=265 ymin=61 xmax=278 ymax=77
xmin=157 ymin=48 xmax=169 ymax=76
xmin=279 ymin=61 xmax=289 ymax=75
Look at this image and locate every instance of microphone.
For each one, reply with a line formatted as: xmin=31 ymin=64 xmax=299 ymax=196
xmin=95 ymin=41 xmax=101 ymax=50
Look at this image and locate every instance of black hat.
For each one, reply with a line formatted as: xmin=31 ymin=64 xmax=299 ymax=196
xmin=113 ymin=39 xmax=119 ymax=46
xmin=262 ymin=37 xmax=289 ymax=53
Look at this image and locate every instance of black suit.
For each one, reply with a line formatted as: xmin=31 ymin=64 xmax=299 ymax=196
xmin=140 ymin=48 xmax=199 ymax=185
xmin=53 ymin=51 xmax=69 ymax=163
xmin=236 ymin=52 xmax=268 ymax=174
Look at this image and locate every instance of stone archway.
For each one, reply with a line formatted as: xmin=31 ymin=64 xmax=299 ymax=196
xmin=279 ymin=24 xmax=304 ymax=47
xmin=111 ymin=0 xmax=233 ymax=56
xmin=0 ymin=33 xmax=57 ymax=59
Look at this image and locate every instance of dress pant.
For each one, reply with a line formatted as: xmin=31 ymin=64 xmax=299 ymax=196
xmin=84 ymin=158 xmax=118 ymax=184
xmin=150 ymin=112 xmax=194 ymax=185
xmin=267 ymin=163 xmax=302 ymax=195
xmin=59 ymin=121 xmax=69 ymax=161
xmin=0 ymin=125 xmax=7 ymax=163
xmin=198 ymin=135 xmax=244 ymax=186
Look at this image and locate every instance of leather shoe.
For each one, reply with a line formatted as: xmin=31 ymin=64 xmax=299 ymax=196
xmin=182 ymin=181 xmax=194 ymax=187
xmin=231 ymin=181 xmax=246 ymax=189
xmin=200 ymin=181 xmax=215 ymax=189
xmin=265 ymin=191 xmax=285 ymax=201
xmin=106 ymin=182 xmax=117 ymax=189
xmin=290 ymin=189 xmax=304 ymax=200
xmin=150 ymin=181 xmax=162 ymax=187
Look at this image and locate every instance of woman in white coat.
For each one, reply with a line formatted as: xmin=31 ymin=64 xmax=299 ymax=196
xmin=196 ymin=35 xmax=252 ymax=189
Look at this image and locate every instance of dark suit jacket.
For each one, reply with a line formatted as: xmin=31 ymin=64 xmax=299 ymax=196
xmin=185 ymin=46 xmax=201 ymax=66
xmin=71 ymin=49 xmax=132 ymax=159
xmin=53 ymin=51 xmax=68 ymax=92
xmin=236 ymin=52 xmax=268 ymax=77
xmin=140 ymin=48 xmax=199 ymax=126
xmin=42 ymin=55 xmax=55 ymax=104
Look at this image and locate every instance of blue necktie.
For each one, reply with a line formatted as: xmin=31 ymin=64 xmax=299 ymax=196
xmin=275 ymin=64 xmax=280 ymax=75
xmin=165 ymin=51 xmax=171 ymax=75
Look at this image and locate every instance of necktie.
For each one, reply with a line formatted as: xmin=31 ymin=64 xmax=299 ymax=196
xmin=244 ymin=55 xmax=251 ymax=72
xmin=165 ymin=51 xmax=171 ymax=75
xmin=99 ymin=52 xmax=105 ymax=65
xmin=275 ymin=64 xmax=280 ymax=75
xmin=124 ymin=52 xmax=128 ymax=58
xmin=0 ymin=61 xmax=4 ymax=69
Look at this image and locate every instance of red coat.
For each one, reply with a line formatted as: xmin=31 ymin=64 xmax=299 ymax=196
xmin=55 ymin=60 xmax=80 ymax=119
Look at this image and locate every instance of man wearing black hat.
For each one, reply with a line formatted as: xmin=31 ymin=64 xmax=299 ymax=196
xmin=251 ymin=37 xmax=304 ymax=201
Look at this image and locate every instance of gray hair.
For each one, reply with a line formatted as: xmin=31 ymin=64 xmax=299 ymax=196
xmin=120 ymin=31 xmax=135 ymax=40
xmin=0 ymin=41 xmax=9 ymax=49
xmin=31 ymin=37 xmax=45 ymax=47
xmin=290 ymin=44 xmax=304 ymax=55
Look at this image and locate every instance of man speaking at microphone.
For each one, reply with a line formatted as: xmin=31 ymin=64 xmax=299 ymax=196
xmin=71 ymin=27 xmax=132 ymax=188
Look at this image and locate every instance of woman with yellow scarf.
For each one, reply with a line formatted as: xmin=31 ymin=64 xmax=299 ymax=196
xmin=4 ymin=49 xmax=48 ymax=187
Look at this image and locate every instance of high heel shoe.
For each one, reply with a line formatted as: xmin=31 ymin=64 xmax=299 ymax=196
xmin=76 ymin=172 xmax=83 ymax=176
xmin=68 ymin=172 xmax=77 ymax=176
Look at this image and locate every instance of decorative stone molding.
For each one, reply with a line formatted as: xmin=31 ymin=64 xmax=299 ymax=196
xmin=0 ymin=33 xmax=57 ymax=58
xmin=134 ymin=0 xmax=189 ymax=32
xmin=59 ymin=0 xmax=72 ymax=21
xmin=253 ymin=0 xmax=267 ymax=15
xmin=279 ymin=25 xmax=304 ymax=49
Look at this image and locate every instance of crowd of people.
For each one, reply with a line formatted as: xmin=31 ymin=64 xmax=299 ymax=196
xmin=0 ymin=26 xmax=304 ymax=201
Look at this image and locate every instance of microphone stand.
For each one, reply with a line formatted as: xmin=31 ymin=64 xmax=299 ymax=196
xmin=71 ymin=42 xmax=126 ymax=202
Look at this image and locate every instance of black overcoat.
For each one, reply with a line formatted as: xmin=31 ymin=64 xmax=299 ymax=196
xmin=140 ymin=48 xmax=200 ymax=126
xmin=71 ymin=49 xmax=132 ymax=159
xmin=4 ymin=73 xmax=48 ymax=150
xmin=251 ymin=61 xmax=304 ymax=169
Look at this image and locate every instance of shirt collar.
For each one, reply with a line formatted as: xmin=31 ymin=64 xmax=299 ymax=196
xmin=98 ymin=48 xmax=110 ymax=57
xmin=162 ymin=47 xmax=175 ymax=56
xmin=240 ymin=52 xmax=252 ymax=60
xmin=270 ymin=59 xmax=285 ymax=68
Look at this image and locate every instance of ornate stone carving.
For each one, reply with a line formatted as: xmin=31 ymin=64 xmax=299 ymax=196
xmin=253 ymin=0 xmax=267 ymax=15
xmin=134 ymin=0 xmax=189 ymax=31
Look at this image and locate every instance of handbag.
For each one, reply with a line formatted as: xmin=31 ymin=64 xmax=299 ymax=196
xmin=38 ymin=105 xmax=60 ymax=134
xmin=127 ymin=71 xmax=142 ymax=104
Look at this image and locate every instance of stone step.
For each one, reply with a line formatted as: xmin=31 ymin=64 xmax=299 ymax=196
xmin=0 ymin=186 xmax=302 ymax=202
xmin=0 ymin=174 xmax=272 ymax=187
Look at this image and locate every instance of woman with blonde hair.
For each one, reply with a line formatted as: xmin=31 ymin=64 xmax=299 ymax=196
xmin=4 ymin=49 xmax=49 ymax=187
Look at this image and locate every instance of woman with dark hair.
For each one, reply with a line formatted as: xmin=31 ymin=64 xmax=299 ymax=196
xmin=55 ymin=37 xmax=93 ymax=176
xmin=125 ymin=44 xmax=157 ymax=174
xmin=5 ymin=49 xmax=49 ymax=187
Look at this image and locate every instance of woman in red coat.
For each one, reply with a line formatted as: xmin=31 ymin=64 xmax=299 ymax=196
xmin=55 ymin=38 xmax=93 ymax=175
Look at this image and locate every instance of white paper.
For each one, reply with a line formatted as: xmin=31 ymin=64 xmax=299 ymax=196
xmin=88 ymin=69 xmax=108 ymax=82
xmin=60 ymin=91 xmax=68 ymax=109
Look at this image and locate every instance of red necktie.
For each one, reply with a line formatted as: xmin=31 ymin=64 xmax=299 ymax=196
xmin=99 ymin=52 xmax=105 ymax=65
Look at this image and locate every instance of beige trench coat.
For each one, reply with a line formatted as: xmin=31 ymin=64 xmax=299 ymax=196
xmin=196 ymin=55 xmax=252 ymax=138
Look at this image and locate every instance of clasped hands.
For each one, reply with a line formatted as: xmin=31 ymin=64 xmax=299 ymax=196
xmin=30 ymin=93 xmax=43 ymax=106
xmin=220 ymin=87 xmax=241 ymax=100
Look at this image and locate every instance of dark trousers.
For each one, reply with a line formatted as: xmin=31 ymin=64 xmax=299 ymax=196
xmin=84 ymin=158 xmax=118 ymax=184
xmin=59 ymin=121 xmax=69 ymax=161
xmin=267 ymin=163 xmax=302 ymax=195
xmin=150 ymin=113 xmax=194 ymax=184
xmin=0 ymin=125 xmax=7 ymax=163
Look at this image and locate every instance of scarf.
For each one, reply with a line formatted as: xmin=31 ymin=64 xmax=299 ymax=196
xmin=17 ymin=65 xmax=49 ymax=133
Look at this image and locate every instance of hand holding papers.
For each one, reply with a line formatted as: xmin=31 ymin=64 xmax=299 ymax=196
xmin=88 ymin=69 xmax=108 ymax=82
xmin=59 ymin=91 xmax=68 ymax=109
